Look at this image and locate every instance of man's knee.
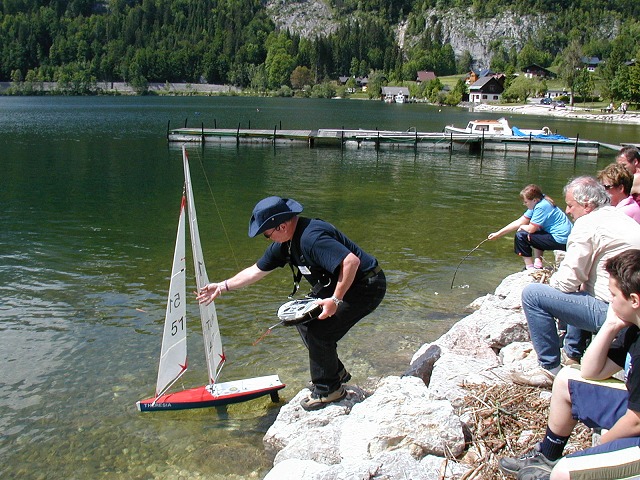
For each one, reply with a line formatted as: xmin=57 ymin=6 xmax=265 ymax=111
xmin=522 ymin=282 xmax=551 ymax=307
xmin=553 ymin=365 xmax=580 ymax=393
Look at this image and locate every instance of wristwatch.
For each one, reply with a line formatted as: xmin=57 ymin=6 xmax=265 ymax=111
xmin=330 ymin=295 xmax=343 ymax=307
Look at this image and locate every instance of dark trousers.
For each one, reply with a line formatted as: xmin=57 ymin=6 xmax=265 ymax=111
xmin=296 ymin=270 xmax=386 ymax=395
xmin=514 ymin=230 xmax=566 ymax=257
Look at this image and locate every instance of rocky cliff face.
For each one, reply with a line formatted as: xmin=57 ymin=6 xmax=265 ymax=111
xmin=265 ymin=2 xmax=616 ymax=68
xmin=413 ymin=8 xmax=547 ymax=69
xmin=265 ymin=0 xmax=339 ymax=38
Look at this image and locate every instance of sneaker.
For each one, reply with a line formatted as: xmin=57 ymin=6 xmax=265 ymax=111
xmin=518 ymin=465 xmax=552 ymax=480
xmin=510 ymin=364 xmax=556 ymax=388
xmin=534 ymin=259 xmax=543 ymax=269
xmin=300 ymin=386 xmax=347 ymax=411
xmin=499 ymin=445 xmax=558 ymax=477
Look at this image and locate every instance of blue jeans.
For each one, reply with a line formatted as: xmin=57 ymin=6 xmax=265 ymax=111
xmin=514 ymin=230 xmax=567 ymax=257
xmin=521 ymin=283 xmax=609 ymax=369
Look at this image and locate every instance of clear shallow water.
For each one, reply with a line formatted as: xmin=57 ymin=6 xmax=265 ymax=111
xmin=0 ymin=96 xmax=638 ymax=478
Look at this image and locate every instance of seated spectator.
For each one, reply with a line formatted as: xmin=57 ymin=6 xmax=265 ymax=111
xmin=597 ymin=162 xmax=640 ymax=223
xmin=499 ymin=249 xmax=640 ymax=480
xmin=488 ymin=184 xmax=572 ymax=270
xmin=615 ymin=146 xmax=640 ymax=205
xmin=513 ymin=176 xmax=640 ymax=387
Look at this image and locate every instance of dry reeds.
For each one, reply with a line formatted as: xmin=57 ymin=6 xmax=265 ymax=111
xmin=452 ymin=383 xmax=592 ymax=479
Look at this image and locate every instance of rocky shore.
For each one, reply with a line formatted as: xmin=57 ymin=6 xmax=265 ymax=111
xmin=261 ymin=270 xmax=554 ymax=479
xmin=471 ymin=102 xmax=640 ymax=126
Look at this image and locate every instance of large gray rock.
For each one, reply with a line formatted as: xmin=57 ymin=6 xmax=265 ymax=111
xmin=339 ymin=376 xmax=465 ymax=461
xmin=264 ymin=386 xmax=366 ymax=460
xmin=262 ymin=267 xmax=546 ymax=479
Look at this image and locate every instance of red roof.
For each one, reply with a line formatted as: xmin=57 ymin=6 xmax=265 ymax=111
xmin=416 ymin=71 xmax=437 ymax=82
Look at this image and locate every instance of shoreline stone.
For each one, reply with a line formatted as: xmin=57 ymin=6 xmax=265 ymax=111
xmin=262 ymin=270 xmax=544 ymax=479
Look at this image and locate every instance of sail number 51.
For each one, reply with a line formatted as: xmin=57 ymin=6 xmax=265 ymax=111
xmin=169 ymin=293 xmax=185 ymax=335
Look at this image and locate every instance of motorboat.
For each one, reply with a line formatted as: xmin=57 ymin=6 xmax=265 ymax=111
xmin=444 ymin=117 xmax=552 ymax=137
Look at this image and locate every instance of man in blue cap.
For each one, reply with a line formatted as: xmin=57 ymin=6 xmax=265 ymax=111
xmin=197 ymin=196 xmax=386 ymax=410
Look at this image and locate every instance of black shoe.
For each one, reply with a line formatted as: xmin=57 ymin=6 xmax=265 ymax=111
xmin=499 ymin=444 xmax=558 ymax=477
xmin=300 ymin=386 xmax=347 ymax=411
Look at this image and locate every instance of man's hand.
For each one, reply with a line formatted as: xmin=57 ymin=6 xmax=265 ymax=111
xmin=196 ymin=282 xmax=224 ymax=305
xmin=317 ymin=298 xmax=339 ymax=320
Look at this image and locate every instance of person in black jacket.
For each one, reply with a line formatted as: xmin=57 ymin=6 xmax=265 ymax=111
xmin=197 ymin=196 xmax=386 ymax=411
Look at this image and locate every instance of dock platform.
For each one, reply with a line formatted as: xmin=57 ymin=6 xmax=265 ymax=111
xmin=168 ymin=126 xmax=612 ymax=157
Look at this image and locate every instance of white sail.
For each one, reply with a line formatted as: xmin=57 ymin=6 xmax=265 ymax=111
xmin=155 ymin=194 xmax=188 ymax=397
xmin=182 ymin=147 xmax=225 ymax=384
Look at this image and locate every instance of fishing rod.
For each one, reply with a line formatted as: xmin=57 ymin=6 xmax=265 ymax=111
xmin=450 ymin=238 xmax=490 ymax=289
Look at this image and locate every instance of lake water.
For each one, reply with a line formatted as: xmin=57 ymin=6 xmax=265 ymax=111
xmin=1 ymin=96 xmax=638 ymax=479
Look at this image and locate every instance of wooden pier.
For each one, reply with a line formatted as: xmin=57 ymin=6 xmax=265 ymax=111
xmin=167 ymin=126 xmax=612 ymax=157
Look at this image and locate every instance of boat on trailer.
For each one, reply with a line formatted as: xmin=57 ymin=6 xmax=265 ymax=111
xmin=137 ymin=146 xmax=285 ymax=412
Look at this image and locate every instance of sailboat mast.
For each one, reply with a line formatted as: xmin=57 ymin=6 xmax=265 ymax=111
xmin=182 ymin=147 xmax=225 ymax=384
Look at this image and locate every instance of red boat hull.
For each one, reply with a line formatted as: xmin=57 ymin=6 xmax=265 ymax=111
xmin=137 ymin=375 xmax=285 ymax=412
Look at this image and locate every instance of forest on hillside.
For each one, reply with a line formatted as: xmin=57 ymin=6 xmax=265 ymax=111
xmin=1 ymin=0 xmax=640 ymax=102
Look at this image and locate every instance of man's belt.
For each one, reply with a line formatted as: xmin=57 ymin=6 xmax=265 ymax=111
xmin=360 ymin=265 xmax=382 ymax=281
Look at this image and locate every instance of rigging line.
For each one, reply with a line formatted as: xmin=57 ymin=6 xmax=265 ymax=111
xmin=450 ymin=238 xmax=489 ymax=289
xmin=188 ymin=145 xmax=241 ymax=271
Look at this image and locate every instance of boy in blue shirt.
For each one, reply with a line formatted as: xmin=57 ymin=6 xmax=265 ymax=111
xmin=500 ymin=249 xmax=640 ymax=479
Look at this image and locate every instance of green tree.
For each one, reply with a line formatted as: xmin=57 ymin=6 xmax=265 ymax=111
xmin=290 ymin=65 xmax=314 ymax=90
xmin=310 ymin=81 xmax=336 ymax=98
xmin=366 ymin=70 xmax=386 ymax=99
xmin=629 ymin=65 xmax=640 ymax=105
xmin=457 ymin=50 xmax=473 ymax=74
xmin=264 ymin=33 xmax=295 ymax=89
xmin=572 ymin=68 xmax=595 ymax=105
xmin=502 ymin=76 xmax=540 ymax=102
xmin=557 ymin=40 xmax=583 ymax=106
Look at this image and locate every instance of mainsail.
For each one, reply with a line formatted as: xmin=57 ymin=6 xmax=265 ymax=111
xmin=182 ymin=147 xmax=225 ymax=384
xmin=155 ymin=194 xmax=188 ymax=397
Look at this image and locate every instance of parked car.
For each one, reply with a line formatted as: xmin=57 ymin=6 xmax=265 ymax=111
xmin=553 ymin=100 xmax=566 ymax=108
xmin=540 ymin=97 xmax=553 ymax=105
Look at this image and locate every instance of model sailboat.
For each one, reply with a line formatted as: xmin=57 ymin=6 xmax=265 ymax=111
xmin=137 ymin=147 xmax=285 ymax=412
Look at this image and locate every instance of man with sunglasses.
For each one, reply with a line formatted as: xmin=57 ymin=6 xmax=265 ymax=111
xmin=197 ymin=196 xmax=386 ymax=410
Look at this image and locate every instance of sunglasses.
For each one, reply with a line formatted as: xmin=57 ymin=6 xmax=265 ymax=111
xmin=263 ymin=225 xmax=282 ymax=239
